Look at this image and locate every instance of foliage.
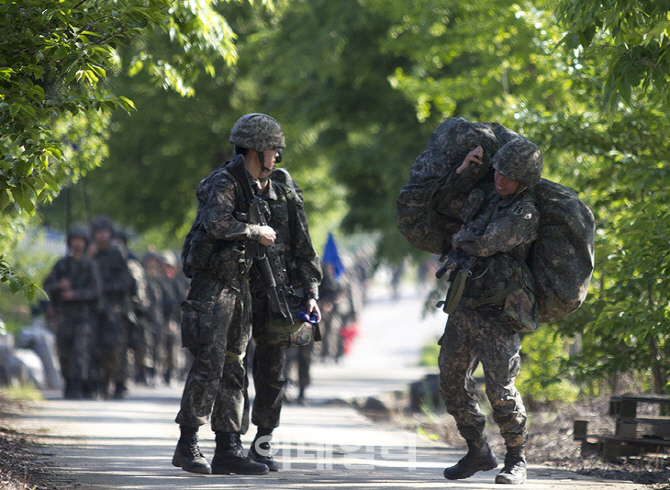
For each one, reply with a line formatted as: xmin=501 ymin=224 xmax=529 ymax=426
xmin=556 ymin=0 xmax=670 ymax=112
xmin=418 ymin=336 xmax=440 ymax=367
xmin=531 ymin=106 xmax=670 ymax=393
xmin=0 ymin=0 xmax=258 ymax=295
xmin=0 ymin=384 xmax=43 ymax=402
xmin=516 ymin=328 xmax=580 ymax=407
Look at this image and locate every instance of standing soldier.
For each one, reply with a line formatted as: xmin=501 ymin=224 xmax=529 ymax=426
xmin=43 ymin=226 xmax=102 ymax=399
xmin=160 ymin=252 xmax=187 ymax=384
xmin=142 ymin=252 xmax=165 ymax=385
xmin=114 ymin=230 xmax=153 ymax=386
xmin=439 ymin=139 xmax=542 ymax=485
xmin=88 ymin=215 xmax=135 ymax=400
xmin=172 ymin=113 xmax=284 ymax=476
xmin=246 ymin=161 xmax=322 ymax=469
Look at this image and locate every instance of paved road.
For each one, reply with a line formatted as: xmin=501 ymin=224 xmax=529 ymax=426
xmin=16 ymin=286 xmax=648 ymax=489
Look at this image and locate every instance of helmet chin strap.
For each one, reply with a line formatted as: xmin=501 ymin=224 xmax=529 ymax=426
xmin=257 ymin=150 xmax=273 ymax=175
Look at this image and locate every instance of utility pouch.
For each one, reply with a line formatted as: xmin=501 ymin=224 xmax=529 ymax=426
xmin=210 ymin=243 xmax=249 ymax=284
xmin=437 ymin=269 xmax=469 ymax=314
xmin=180 ymin=300 xmax=203 ymax=352
xmin=503 ymin=263 xmax=538 ymax=333
xmin=184 ymin=229 xmax=216 ymax=271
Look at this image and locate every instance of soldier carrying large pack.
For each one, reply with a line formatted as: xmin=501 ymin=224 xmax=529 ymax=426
xmin=397 ymin=118 xmax=595 ymax=485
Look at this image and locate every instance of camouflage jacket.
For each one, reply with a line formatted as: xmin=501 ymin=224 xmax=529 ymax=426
xmin=43 ymin=256 xmax=102 ymax=310
xmin=181 ymin=158 xmax=266 ymax=285
xmin=452 ymin=188 xmax=539 ymax=305
xmin=250 ymin=176 xmax=322 ymax=295
xmin=91 ymin=246 xmax=135 ymax=306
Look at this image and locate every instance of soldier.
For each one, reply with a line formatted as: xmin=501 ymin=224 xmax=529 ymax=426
xmin=88 ymin=215 xmax=135 ymax=400
xmin=172 ymin=113 xmax=284 ymax=476
xmin=114 ymin=230 xmax=153 ymax=386
xmin=142 ymin=252 xmax=165 ymax=385
xmin=43 ymin=226 xmax=102 ymax=399
xmin=160 ymin=252 xmax=187 ymax=384
xmin=439 ymin=138 xmax=542 ymax=485
xmin=247 ymin=160 xmax=322 ymax=469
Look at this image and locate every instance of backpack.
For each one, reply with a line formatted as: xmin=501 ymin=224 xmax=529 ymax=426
xmin=531 ymin=179 xmax=595 ymax=323
xmin=398 ymin=118 xmax=595 ymax=323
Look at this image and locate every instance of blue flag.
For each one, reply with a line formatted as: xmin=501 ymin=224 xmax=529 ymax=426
xmin=322 ymin=232 xmax=345 ymax=280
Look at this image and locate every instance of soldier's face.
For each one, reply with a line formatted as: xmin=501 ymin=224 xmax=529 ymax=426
xmin=494 ymin=170 xmax=521 ymax=197
xmin=94 ymin=228 xmax=112 ymax=247
xmin=68 ymin=236 xmax=87 ymax=255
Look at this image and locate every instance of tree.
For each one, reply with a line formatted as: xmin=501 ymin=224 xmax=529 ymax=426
xmin=557 ymin=0 xmax=670 ymax=112
xmin=0 ymin=0 xmax=260 ymax=297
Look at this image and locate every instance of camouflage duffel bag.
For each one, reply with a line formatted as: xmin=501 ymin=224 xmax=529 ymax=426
xmin=531 ymin=179 xmax=595 ymax=323
xmin=397 ymin=118 xmax=516 ymax=254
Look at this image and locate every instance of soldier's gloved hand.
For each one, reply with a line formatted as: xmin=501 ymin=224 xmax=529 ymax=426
xmin=258 ymin=225 xmax=276 ymax=247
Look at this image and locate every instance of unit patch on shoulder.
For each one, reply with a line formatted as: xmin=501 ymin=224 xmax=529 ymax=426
xmin=512 ymin=204 xmax=534 ymax=220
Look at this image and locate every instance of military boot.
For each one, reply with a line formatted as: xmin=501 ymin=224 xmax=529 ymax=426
xmin=249 ymin=428 xmax=279 ymax=472
xmin=495 ymin=445 xmax=526 ymax=484
xmin=211 ymin=432 xmax=269 ymax=475
xmin=172 ymin=426 xmax=212 ymax=474
xmin=443 ymin=438 xmax=498 ymax=480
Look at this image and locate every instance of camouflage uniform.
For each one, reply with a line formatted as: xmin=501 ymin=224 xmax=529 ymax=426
xmin=175 ymin=159 xmax=265 ymax=434
xmin=249 ymin=173 xmax=321 ymax=429
xmin=438 ymin=185 xmax=539 ymax=448
xmin=43 ymin=254 xmax=102 ymax=395
xmin=91 ymin=242 xmax=135 ymax=397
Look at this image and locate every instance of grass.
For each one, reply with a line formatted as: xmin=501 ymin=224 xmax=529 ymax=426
xmin=0 ymin=384 xmax=43 ymax=402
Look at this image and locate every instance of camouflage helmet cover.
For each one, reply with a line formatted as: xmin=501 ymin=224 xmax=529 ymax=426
xmin=229 ymin=113 xmax=286 ymax=151
xmin=90 ymin=215 xmax=115 ymax=233
xmin=67 ymin=224 xmax=90 ymax=245
xmin=492 ymin=137 xmax=543 ymax=189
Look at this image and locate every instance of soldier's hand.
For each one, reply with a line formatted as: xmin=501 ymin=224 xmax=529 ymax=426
xmin=61 ymin=289 xmax=74 ymax=301
xmin=258 ymin=225 xmax=276 ymax=247
xmin=456 ymin=146 xmax=483 ymax=175
xmin=57 ymin=278 xmax=72 ymax=290
xmin=306 ymin=298 xmax=321 ymax=322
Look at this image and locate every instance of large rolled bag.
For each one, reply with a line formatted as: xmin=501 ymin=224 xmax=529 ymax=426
xmin=398 ymin=117 xmax=595 ymax=323
xmin=532 ymin=179 xmax=595 ymax=323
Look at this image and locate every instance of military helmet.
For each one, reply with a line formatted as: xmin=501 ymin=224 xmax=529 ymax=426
xmin=67 ymin=225 xmax=90 ymax=245
xmin=229 ymin=113 xmax=286 ymax=151
xmin=492 ymin=137 xmax=543 ymax=189
xmin=90 ymin=215 xmax=115 ymax=233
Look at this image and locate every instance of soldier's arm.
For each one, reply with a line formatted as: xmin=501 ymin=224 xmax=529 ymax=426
xmin=42 ymin=259 xmax=65 ymax=298
xmin=287 ymin=187 xmax=322 ymax=294
xmin=202 ymin=178 xmax=265 ymax=242
xmin=454 ymin=201 xmax=539 ymax=257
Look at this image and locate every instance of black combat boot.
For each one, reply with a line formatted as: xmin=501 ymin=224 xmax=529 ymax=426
xmin=443 ymin=438 xmax=499 ymax=480
xmin=172 ymin=426 xmax=212 ymax=474
xmin=495 ymin=445 xmax=526 ymax=484
xmin=248 ymin=428 xmax=278 ymax=472
xmin=211 ymin=432 xmax=269 ymax=475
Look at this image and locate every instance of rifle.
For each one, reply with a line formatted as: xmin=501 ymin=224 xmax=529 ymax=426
xmin=248 ymin=189 xmax=294 ymax=324
xmin=435 ymin=249 xmax=477 ymax=314
xmin=435 ymin=249 xmax=477 ymax=280
xmin=226 ymin=156 xmax=294 ymax=324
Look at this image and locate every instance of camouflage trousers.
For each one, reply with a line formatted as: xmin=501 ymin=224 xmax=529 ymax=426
xmin=54 ymin=306 xmax=92 ymax=381
xmin=249 ymin=289 xmax=287 ymax=430
xmin=175 ymin=272 xmax=252 ymax=434
xmin=438 ymin=307 xmax=528 ymax=447
xmin=92 ymin=304 xmax=131 ymax=387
